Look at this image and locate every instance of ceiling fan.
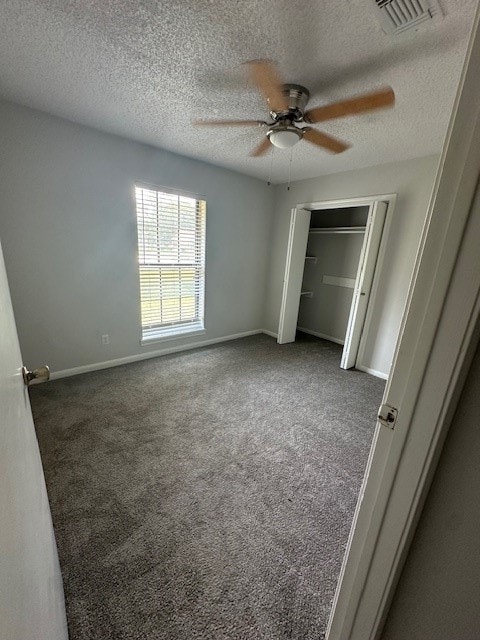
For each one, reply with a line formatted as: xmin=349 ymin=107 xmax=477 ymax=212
xmin=195 ymin=60 xmax=395 ymax=157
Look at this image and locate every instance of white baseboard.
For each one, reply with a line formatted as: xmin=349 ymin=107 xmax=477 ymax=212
xmin=297 ymin=326 xmax=345 ymax=346
xmin=356 ymin=364 xmax=389 ymax=380
xmin=51 ymin=330 xmax=264 ymax=380
xmin=48 ymin=327 xmax=389 ymax=382
xmin=261 ymin=328 xmax=278 ymax=339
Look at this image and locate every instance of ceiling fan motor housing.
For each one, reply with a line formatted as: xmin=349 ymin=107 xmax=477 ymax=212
xmin=270 ymin=84 xmax=310 ymax=122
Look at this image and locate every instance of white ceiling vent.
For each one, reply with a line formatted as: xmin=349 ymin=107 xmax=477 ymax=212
xmin=374 ymin=0 xmax=443 ymax=34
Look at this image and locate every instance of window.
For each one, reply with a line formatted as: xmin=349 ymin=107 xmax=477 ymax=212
xmin=135 ymin=185 xmax=206 ymax=342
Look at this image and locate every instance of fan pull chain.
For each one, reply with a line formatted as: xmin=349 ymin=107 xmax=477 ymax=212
xmin=287 ymin=146 xmax=293 ymax=191
xmin=267 ymin=144 xmax=275 ymax=186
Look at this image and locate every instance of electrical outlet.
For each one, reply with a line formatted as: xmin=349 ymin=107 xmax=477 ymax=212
xmin=101 ymin=334 xmax=109 ymax=345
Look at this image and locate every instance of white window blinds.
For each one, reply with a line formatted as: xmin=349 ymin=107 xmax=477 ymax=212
xmin=135 ymin=185 xmax=206 ymax=342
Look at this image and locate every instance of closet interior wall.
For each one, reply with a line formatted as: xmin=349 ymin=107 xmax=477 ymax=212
xmin=298 ymin=207 xmax=369 ymax=345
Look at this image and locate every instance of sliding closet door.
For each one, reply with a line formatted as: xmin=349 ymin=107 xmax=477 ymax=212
xmin=341 ymin=201 xmax=387 ymax=369
xmin=278 ymin=208 xmax=311 ymax=344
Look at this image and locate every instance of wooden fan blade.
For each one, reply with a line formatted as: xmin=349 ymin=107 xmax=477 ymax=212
xmin=250 ymin=137 xmax=272 ymax=157
xmin=194 ymin=119 xmax=266 ymax=127
xmin=305 ymin=87 xmax=395 ymax=124
xmin=244 ymin=60 xmax=288 ymax=112
xmin=303 ymin=128 xmax=350 ymax=154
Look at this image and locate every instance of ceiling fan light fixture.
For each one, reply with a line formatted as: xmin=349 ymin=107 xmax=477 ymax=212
xmin=267 ymin=126 xmax=302 ymax=149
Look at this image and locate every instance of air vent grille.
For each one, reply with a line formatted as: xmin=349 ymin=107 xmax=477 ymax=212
xmin=374 ymin=0 xmax=442 ymax=34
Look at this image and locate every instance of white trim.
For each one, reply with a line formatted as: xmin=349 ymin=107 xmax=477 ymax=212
xmin=297 ymin=326 xmax=345 ymax=345
xmin=355 ymin=364 xmax=389 ymax=380
xmin=134 ymin=181 xmax=206 ymax=202
xmin=140 ymin=326 xmax=205 ymax=345
xmin=297 ymin=193 xmax=396 ymax=211
xmin=326 ymin=7 xmax=480 ymax=639
xmin=261 ymin=328 xmax=278 ymax=339
xmin=50 ymin=330 xmax=262 ymax=380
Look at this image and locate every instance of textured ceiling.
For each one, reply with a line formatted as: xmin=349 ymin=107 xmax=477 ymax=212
xmin=0 ymin=0 xmax=477 ymax=183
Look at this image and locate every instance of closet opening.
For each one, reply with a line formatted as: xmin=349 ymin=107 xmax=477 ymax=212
xmin=278 ymin=196 xmax=392 ymax=373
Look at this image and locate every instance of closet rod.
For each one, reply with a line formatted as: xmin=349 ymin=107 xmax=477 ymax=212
xmin=309 ymin=226 xmax=366 ymax=235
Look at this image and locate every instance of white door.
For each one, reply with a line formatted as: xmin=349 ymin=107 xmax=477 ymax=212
xmin=341 ymin=201 xmax=387 ymax=369
xmin=0 ymin=239 xmax=67 ymax=640
xmin=278 ymin=208 xmax=311 ymax=343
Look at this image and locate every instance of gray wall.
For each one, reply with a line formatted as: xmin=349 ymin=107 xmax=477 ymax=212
xmin=0 ymin=100 xmax=274 ymax=372
xmin=0 ymin=98 xmax=440 ymax=379
xmin=264 ymin=155 xmax=439 ymax=376
xmin=382 ymin=336 xmax=480 ymax=640
xmin=298 ymin=232 xmax=364 ymax=343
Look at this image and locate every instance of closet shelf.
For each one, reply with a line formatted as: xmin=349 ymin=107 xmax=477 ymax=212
xmin=305 ymin=256 xmax=317 ymax=263
xmin=309 ymin=226 xmax=366 ymax=235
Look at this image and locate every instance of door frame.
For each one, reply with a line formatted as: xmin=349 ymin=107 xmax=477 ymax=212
xmin=277 ymin=193 xmax=396 ymax=374
xmin=326 ymin=6 xmax=480 ymax=639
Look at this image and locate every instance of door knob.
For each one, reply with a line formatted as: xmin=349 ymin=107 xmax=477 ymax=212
xmin=22 ymin=365 xmax=50 ymax=386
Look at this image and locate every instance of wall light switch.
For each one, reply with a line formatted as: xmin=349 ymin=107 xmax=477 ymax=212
xmin=101 ymin=334 xmax=109 ymax=345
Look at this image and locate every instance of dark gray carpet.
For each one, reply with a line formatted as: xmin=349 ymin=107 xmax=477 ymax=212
xmin=31 ymin=333 xmax=384 ymax=640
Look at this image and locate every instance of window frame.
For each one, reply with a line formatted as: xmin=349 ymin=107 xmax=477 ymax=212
xmin=134 ymin=183 xmax=206 ymax=345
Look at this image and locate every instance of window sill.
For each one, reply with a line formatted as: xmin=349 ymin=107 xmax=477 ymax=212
xmin=140 ymin=324 xmax=205 ymax=346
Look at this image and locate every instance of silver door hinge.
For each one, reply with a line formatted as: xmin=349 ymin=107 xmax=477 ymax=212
xmin=378 ymin=404 xmax=398 ymax=429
